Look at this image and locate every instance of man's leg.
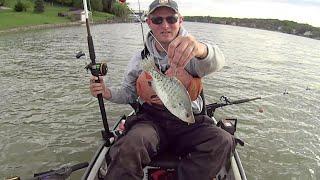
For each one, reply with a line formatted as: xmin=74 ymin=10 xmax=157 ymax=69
xmin=172 ymin=115 xmax=236 ymax=180
xmin=105 ymin=122 xmax=160 ymax=180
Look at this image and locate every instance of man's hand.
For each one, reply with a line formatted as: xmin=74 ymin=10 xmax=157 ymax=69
xmin=89 ymin=76 xmax=111 ymax=100
xmin=165 ymin=67 xmax=191 ymax=88
xmin=167 ymin=35 xmax=207 ymax=69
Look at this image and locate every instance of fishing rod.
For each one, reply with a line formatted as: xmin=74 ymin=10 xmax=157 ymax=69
xmin=206 ymin=86 xmax=315 ymax=117
xmin=206 ymin=96 xmax=262 ymax=118
xmin=82 ymin=0 xmax=114 ymax=145
xmin=81 ymin=0 xmax=146 ymax=110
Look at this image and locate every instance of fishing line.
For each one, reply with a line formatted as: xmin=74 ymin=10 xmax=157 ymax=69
xmin=84 ymin=98 xmax=96 ymax=107
xmin=259 ymin=86 xmax=313 ymax=99
xmin=125 ymin=1 xmax=166 ymax=73
xmin=88 ymin=0 xmax=94 ymax=24
xmin=137 ymin=0 xmax=145 ymax=45
xmin=216 ymin=86 xmax=316 ymax=113
xmin=126 ymin=3 xmax=168 ymax=55
xmin=256 ymin=87 xmax=315 ymax=113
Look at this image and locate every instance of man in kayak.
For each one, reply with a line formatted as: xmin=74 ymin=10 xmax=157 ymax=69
xmin=89 ymin=0 xmax=235 ymax=179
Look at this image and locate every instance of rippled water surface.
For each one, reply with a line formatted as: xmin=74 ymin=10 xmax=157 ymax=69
xmin=0 ymin=22 xmax=319 ymax=179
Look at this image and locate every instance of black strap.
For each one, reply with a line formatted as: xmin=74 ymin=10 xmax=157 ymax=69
xmin=199 ymin=90 xmax=207 ymax=115
xmin=141 ymin=45 xmax=150 ymax=59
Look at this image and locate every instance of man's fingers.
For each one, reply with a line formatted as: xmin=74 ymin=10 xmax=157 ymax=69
xmin=89 ymin=75 xmax=109 ymax=99
xmin=91 ymin=81 xmax=104 ymax=90
xmin=168 ymin=35 xmax=199 ymax=68
xmin=177 ymin=43 xmax=195 ymax=67
xmin=171 ymin=40 xmax=189 ymax=66
xmin=168 ymin=36 xmax=185 ymax=68
xmin=182 ymin=52 xmax=194 ymax=67
xmin=90 ymin=76 xmax=95 ymax=84
xmin=150 ymin=97 xmax=162 ymax=104
xmin=168 ymin=36 xmax=182 ymax=59
xmin=90 ymin=76 xmax=103 ymax=83
xmin=90 ymin=81 xmax=103 ymax=96
xmin=165 ymin=68 xmax=174 ymax=77
xmin=91 ymin=87 xmax=104 ymax=97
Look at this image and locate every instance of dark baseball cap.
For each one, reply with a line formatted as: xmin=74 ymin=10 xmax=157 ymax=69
xmin=148 ymin=0 xmax=179 ymax=15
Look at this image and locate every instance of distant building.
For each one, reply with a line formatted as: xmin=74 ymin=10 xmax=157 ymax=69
xmin=80 ymin=11 xmax=86 ymax=23
xmin=131 ymin=9 xmax=147 ymax=17
xmin=58 ymin=9 xmax=87 ymax=22
xmin=304 ymin=31 xmax=313 ymax=36
xmin=129 ymin=14 xmax=140 ymax=22
xmin=129 ymin=10 xmax=147 ymax=22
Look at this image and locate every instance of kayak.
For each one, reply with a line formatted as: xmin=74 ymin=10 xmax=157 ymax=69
xmin=81 ymin=95 xmax=256 ymax=180
xmin=12 ymin=95 xmax=258 ymax=180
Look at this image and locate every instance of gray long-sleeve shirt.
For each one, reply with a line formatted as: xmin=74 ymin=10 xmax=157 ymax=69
xmin=108 ymin=27 xmax=225 ymax=109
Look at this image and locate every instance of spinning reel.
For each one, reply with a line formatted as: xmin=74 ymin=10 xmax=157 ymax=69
xmin=76 ymin=51 xmax=108 ymax=76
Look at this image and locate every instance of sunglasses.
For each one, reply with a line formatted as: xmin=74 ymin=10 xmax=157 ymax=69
xmin=150 ymin=14 xmax=179 ymax=25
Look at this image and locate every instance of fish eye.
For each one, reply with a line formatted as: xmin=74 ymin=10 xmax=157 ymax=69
xmin=186 ymin=113 xmax=190 ymax=118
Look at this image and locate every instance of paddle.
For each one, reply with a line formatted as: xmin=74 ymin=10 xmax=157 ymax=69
xmin=6 ymin=162 xmax=88 ymax=180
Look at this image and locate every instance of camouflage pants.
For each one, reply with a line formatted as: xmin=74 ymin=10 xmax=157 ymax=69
xmin=104 ymin=104 xmax=235 ymax=180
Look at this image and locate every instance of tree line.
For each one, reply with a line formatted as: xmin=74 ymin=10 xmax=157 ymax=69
xmin=184 ymin=16 xmax=320 ymax=40
xmin=0 ymin=0 xmax=129 ymax=17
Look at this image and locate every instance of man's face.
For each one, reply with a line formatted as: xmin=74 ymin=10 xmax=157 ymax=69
xmin=147 ymin=7 xmax=182 ymax=45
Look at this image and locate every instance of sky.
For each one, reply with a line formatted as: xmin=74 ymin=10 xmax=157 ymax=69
xmin=126 ymin=0 xmax=320 ymax=27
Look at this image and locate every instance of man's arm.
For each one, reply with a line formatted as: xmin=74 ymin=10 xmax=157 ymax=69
xmin=108 ymin=52 xmax=142 ymax=104
xmin=187 ymin=43 xmax=225 ymax=77
xmin=90 ymin=52 xmax=142 ymax=104
xmin=167 ymin=35 xmax=225 ymax=77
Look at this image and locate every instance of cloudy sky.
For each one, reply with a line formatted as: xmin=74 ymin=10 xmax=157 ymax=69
xmin=126 ymin=0 xmax=320 ymax=27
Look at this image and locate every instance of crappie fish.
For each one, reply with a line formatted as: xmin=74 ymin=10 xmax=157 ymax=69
xmin=140 ymin=57 xmax=195 ymax=124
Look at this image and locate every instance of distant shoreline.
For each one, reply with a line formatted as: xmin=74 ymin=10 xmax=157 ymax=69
xmin=0 ymin=19 xmax=130 ymax=35
xmin=184 ymin=16 xmax=320 ymax=40
xmin=1 ymin=18 xmax=319 ymax=41
xmin=0 ymin=22 xmax=81 ymax=34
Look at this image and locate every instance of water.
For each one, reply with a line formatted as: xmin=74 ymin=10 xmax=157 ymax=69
xmin=0 ymin=22 xmax=319 ymax=179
